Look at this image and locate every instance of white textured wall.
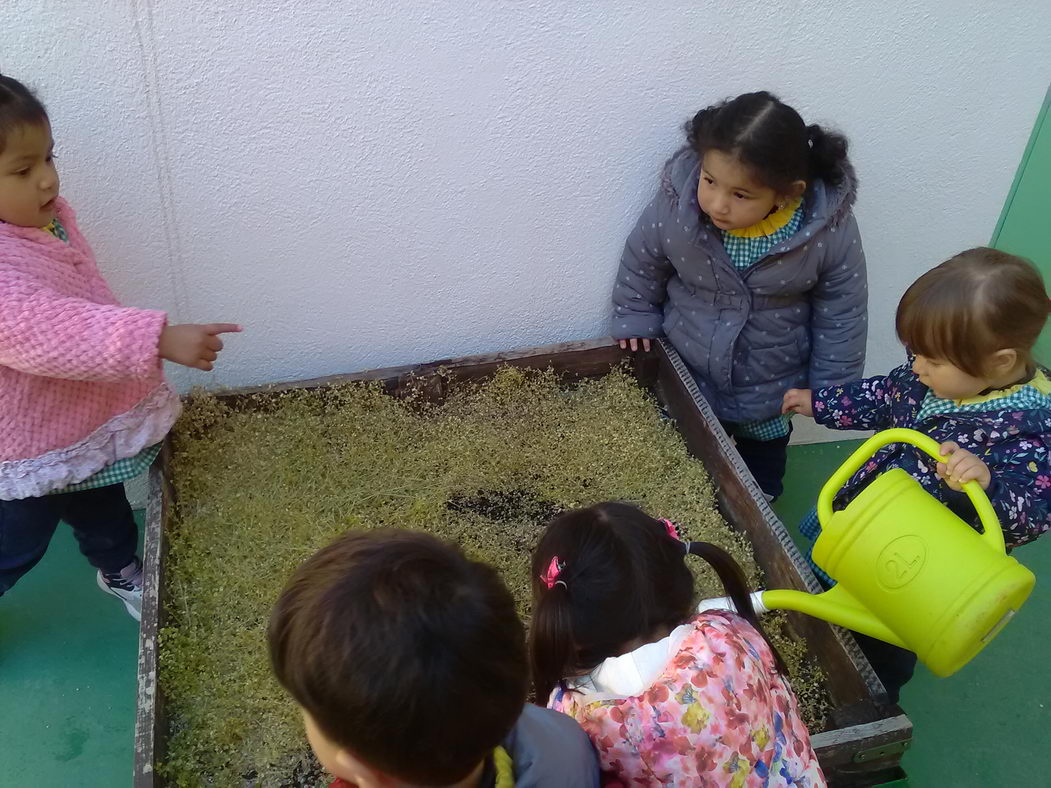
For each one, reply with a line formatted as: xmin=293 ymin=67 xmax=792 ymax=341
xmin=6 ymin=2 xmax=1051 ymax=403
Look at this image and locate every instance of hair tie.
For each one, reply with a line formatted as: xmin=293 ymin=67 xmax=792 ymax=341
xmin=541 ymin=556 xmax=567 ymax=590
xmin=661 ymin=518 xmax=691 ymax=554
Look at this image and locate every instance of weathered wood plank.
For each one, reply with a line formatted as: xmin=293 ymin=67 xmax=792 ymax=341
xmin=811 ymin=715 xmax=913 ymax=786
xmin=134 ymin=446 xmax=173 ymax=788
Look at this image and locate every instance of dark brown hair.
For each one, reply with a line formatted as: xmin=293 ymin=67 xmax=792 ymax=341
xmin=268 ymin=529 xmax=528 ymax=785
xmin=896 ymin=247 xmax=1050 ymax=376
xmin=687 ymin=91 xmax=850 ymax=193
xmin=528 ymin=502 xmax=784 ymax=703
xmin=0 ymin=74 xmax=49 ymax=154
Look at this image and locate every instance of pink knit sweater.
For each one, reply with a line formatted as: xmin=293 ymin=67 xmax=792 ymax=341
xmin=0 ymin=198 xmax=181 ymax=500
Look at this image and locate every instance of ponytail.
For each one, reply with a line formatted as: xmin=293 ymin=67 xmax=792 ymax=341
xmin=685 ymin=103 xmax=721 ymax=151
xmin=806 ymin=123 xmax=849 ymax=188
xmin=528 ymin=582 xmax=576 ymax=703
xmin=687 ymin=541 xmax=788 ymax=674
xmin=528 ymin=503 xmax=697 ymax=701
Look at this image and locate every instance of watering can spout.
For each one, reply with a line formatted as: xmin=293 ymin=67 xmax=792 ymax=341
xmin=697 ymin=588 xmax=906 ymax=649
xmin=761 ymin=587 xmax=906 ymax=649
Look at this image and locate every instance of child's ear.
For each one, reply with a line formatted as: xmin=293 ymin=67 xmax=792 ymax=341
xmin=786 ymin=179 xmax=807 ymax=200
xmin=333 ymin=748 xmax=397 ymax=787
xmin=990 ymin=348 xmax=1020 ymax=374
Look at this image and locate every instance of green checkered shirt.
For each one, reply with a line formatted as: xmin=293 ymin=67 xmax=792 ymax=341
xmin=728 ymin=416 xmax=791 ymax=442
xmin=42 ymin=217 xmax=69 ymax=243
xmin=50 ymin=443 xmax=163 ymax=495
xmin=721 ymin=203 xmax=804 ymax=272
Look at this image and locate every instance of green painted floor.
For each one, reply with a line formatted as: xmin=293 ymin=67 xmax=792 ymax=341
xmin=1 ymin=444 xmax=1047 ymax=786
xmin=0 ymin=513 xmax=142 ymax=786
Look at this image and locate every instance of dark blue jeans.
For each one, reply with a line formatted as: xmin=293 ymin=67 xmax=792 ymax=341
xmin=0 ymin=484 xmax=138 ymax=596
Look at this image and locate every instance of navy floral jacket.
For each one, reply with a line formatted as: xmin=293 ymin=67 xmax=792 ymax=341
xmin=813 ymin=361 xmax=1051 ymax=547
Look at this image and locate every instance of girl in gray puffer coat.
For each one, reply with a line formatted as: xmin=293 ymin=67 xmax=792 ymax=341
xmin=613 ymin=91 xmax=867 ymax=499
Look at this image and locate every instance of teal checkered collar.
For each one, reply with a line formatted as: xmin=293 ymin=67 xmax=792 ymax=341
xmin=917 ymin=369 xmax=1051 ymax=423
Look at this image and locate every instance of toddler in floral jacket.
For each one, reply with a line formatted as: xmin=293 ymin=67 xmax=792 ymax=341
xmin=783 ymin=247 xmax=1050 ymax=699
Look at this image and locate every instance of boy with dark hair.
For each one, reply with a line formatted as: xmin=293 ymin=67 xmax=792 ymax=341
xmin=268 ymin=528 xmax=599 ymax=787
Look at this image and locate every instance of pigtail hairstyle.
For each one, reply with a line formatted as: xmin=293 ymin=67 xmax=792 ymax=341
xmin=528 ymin=561 xmax=577 ymax=707
xmin=686 ymin=540 xmax=787 ymax=674
xmin=805 ymin=123 xmax=850 ymax=188
xmin=529 ymin=502 xmax=787 ymax=703
xmin=687 ymin=91 xmax=850 ymax=192
xmin=529 ymin=503 xmax=696 ymax=702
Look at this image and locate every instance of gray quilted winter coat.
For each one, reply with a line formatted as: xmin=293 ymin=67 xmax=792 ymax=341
xmin=611 ymin=147 xmax=867 ymax=423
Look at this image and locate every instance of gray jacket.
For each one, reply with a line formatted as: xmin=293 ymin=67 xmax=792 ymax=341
xmin=611 ymin=148 xmax=867 ymax=423
xmin=484 ymin=703 xmax=599 ymax=786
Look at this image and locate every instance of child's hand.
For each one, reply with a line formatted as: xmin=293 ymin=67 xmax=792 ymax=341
xmin=781 ymin=388 xmax=814 ymax=418
xmin=936 ymin=442 xmax=992 ymax=491
xmin=159 ymin=323 xmax=242 ymax=371
xmin=618 ymin=338 xmax=652 ymax=352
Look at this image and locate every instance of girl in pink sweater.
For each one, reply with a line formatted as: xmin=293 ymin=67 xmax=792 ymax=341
xmin=0 ymin=74 xmax=240 ymax=621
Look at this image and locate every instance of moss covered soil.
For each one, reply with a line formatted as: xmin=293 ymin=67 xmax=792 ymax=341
xmin=159 ymin=367 xmax=828 ymax=786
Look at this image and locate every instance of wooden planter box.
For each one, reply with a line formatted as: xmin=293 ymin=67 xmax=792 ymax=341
xmin=134 ymin=339 xmax=911 ymax=786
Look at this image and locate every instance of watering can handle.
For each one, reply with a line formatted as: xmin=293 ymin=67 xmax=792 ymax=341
xmin=816 ymin=428 xmax=1005 ymax=553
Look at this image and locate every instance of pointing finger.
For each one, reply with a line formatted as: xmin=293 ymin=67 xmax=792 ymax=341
xmin=204 ymin=323 xmax=242 ymax=335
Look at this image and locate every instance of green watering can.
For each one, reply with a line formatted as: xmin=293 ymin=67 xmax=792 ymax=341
xmin=700 ymin=428 xmax=1036 ymax=677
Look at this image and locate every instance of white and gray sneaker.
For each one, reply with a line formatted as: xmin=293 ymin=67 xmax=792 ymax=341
xmin=97 ymin=558 xmax=144 ymax=622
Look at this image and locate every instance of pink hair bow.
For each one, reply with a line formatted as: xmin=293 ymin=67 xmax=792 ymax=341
xmin=540 ymin=556 xmax=567 ymax=590
xmin=662 ymin=518 xmax=690 ymax=554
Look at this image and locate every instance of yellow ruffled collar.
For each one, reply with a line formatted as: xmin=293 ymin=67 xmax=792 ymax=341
xmin=954 ymin=368 xmax=1051 ymax=407
xmin=725 ymin=198 xmax=802 ymax=239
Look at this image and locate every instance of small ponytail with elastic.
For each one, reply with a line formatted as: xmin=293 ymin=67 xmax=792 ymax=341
xmin=529 ymin=555 xmax=577 ymax=703
xmin=686 ymin=540 xmax=788 ymax=674
xmin=685 ymin=100 xmax=727 ymax=151
xmin=806 ymin=123 xmax=850 ymax=188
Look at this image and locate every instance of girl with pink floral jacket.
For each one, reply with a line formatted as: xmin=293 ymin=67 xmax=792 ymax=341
xmin=529 ymin=502 xmax=825 ymax=787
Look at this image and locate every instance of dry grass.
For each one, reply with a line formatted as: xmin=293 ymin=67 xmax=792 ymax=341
xmin=159 ymin=367 xmax=827 ymax=786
